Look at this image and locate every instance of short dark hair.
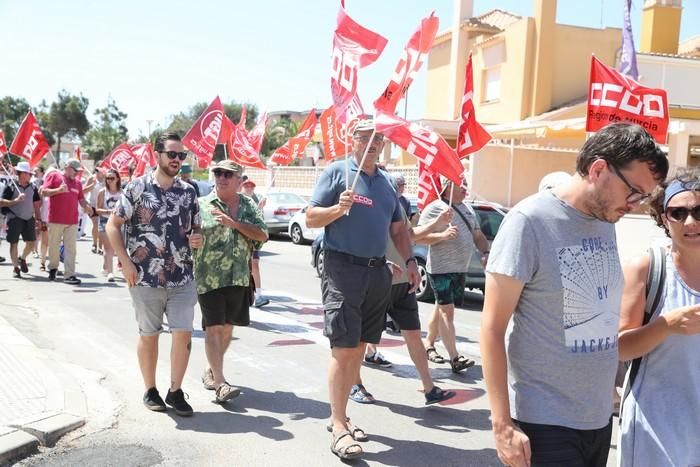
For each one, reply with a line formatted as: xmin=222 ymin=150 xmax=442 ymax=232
xmin=576 ymin=123 xmax=668 ymax=182
xmin=648 ymin=166 xmax=700 ymax=238
xmin=154 ymin=132 xmax=182 ymax=152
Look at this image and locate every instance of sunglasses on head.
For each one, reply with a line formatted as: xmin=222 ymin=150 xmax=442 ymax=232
xmin=160 ymin=150 xmax=187 ymax=161
xmin=213 ymin=169 xmax=238 ymax=179
xmin=665 ymin=205 xmax=700 ymax=223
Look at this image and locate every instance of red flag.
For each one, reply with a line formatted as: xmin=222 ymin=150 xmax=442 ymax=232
xmin=270 ymin=109 xmax=318 ymax=165
xmin=374 ymin=12 xmax=438 ymax=114
xmin=320 ymin=106 xmax=353 ymax=161
xmin=457 ymin=55 xmax=491 ymax=158
xmin=9 ymin=111 xmax=50 ymax=168
xmin=217 ymin=115 xmax=236 ymax=145
xmin=101 ymin=143 xmax=138 ymax=172
xmin=586 ymin=55 xmax=669 ymax=144
xmin=73 ymin=146 xmax=82 ymax=161
xmin=183 ymin=96 xmax=225 ymax=169
xmin=248 ymin=113 xmax=268 ymax=153
xmin=417 ymin=161 xmax=442 ymax=211
xmin=227 ymin=125 xmax=266 ymax=169
xmin=131 ymin=143 xmax=156 ymax=178
xmin=0 ymin=130 xmax=7 ymax=157
xmin=375 ymin=110 xmax=464 ymax=184
xmin=238 ymin=105 xmax=247 ymax=129
xmin=331 ymin=3 xmax=388 ymax=122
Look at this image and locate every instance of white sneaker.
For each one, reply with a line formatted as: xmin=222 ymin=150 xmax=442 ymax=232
xmin=107 ymin=273 xmax=115 ymax=282
xmin=101 ymin=269 xmax=108 ymax=276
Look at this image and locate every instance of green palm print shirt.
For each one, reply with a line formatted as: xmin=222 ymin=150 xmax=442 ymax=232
xmin=194 ymin=192 xmax=267 ymax=295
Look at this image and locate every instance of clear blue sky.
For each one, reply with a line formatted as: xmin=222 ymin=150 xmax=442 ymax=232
xmin=1 ymin=0 xmax=698 ymax=138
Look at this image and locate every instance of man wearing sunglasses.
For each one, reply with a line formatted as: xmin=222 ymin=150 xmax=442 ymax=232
xmin=107 ymin=132 xmax=202 ymax=418
xmin=306 ymin=119 xmax=418 ymax=460
xmin=481 ymin=123 xmax=669 ymax=467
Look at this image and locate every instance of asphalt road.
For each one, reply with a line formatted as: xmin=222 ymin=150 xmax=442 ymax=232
xmin=1 ymin=231 xmax=618 ymax=466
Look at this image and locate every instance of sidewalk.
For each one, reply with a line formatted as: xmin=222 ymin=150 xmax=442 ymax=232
xmin=0 ymin=313 xmax=85 ymax=465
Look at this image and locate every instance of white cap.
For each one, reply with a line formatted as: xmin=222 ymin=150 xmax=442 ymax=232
xmin=15 ymin=161 xmax=32 ymax=174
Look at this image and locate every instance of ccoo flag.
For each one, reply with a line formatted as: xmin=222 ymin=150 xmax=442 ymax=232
xmin=9 ymin=111 xmax=51 ymax=168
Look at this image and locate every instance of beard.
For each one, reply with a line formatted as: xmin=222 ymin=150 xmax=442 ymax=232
xmin=584 ymin=189 xmax=628 ymax=224
xmin=158 ymin=158 xmax=180 ymax=178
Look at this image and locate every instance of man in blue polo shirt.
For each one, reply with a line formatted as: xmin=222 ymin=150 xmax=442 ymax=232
xmin=307 ymin=119 xmax=419 ymax=460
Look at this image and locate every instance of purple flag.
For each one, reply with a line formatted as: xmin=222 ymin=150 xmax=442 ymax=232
xmin=619 ymin=0 xmax=639 ymax=80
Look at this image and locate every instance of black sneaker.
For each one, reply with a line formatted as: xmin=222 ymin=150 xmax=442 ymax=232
xmin=48 ymin=269 xmax=57 ymax=281
xmin=425 ymin=386 xmax=456 ymax=405
xmin=165 ymin=388 xmax=193 ymax=417
xmin=64 ymin=275 xmax=82 ymax=285
xmin=0 ymin=256 xmax=5 ymax=263
xmin=364 ymin=352 xmax=392 ymax=368
xmin=19 ymin=258 xmax=28 ymax=273
xmin=143 ymin=387 xmax=166 ymax=412
xmin=13 ymin=267 xmax=21 ymax=279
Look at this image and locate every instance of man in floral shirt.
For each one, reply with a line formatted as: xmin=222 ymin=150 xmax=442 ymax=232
xmin=194 ymin=160 xmax=268 ymax=403
xmin=107 ymin=132 xmax=202 ymax=417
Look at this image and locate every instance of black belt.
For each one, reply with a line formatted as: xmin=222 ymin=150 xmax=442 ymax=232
xmin=326 ymin=249 xmax=386 ymax=268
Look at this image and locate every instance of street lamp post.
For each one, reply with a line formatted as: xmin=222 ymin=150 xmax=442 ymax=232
xmin=146 ymin=120 xmax=154 ymax=139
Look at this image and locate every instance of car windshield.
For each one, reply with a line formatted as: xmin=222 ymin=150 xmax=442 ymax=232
xmin=474 ymin=207 xmax=506 ymax=241
xmin=267 ymin=193 xmax=307 ymax=205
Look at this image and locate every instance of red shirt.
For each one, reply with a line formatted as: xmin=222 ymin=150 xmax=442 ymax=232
xmin=42 ymin=171 xmax=84 ymax=225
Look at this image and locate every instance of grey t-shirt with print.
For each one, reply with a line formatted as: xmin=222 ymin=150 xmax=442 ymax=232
xmin=418 ymin=199 xmax=479 ymax=274
xmin=486 ymin=190 xmax=622 ymax=430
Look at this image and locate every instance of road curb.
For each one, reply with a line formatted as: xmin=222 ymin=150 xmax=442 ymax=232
xmin=11 ymin=413 xmax=85 ymax=448
xmin=0 ymin=427 xmax=39 ymax=466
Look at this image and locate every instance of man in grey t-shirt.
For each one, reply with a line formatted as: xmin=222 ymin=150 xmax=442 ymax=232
xmin=481 ymin=123 xmax=668 ymax=467
xmin=418 ymin=177 xmax=489 ymax=373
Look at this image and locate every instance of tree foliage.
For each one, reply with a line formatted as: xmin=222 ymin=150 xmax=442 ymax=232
xmin=261 ymin=117 xmax=299 ymax=158
xmin=47 ymin=90 xmax=90 ymax=159
xmin=82 ymin=98 xmax=129 ymax=162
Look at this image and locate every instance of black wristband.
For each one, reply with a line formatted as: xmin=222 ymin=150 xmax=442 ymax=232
xmin=405 ymin=256 xmax=416 ymax=266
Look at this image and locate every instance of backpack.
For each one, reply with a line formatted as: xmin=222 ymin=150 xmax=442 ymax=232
xmin=619 ymin=245 xmax=667 ymax=421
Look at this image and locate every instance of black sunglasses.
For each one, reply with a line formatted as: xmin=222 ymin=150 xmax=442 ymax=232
xmin=665 ymin=205 xmax=700 ymax=223
xmin=160 ymin=150 xmax=187 ymax=161
xmin=213 ymin=169 xmax=238 ymax=179
xmin=105 ymin=177 xmax=117 ymax=181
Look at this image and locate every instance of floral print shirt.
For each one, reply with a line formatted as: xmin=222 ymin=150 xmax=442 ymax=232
xmin=115 ymin=174 xmax=200 ymax=288
xmin=193 ymin=192 xmax=267 ymax=295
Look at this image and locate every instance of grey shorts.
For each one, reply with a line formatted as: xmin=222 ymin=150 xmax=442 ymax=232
xmin=129 ymin=281 xmax=197 ymax=336
xmin=321 ymin=249 xmax=392 ymax=348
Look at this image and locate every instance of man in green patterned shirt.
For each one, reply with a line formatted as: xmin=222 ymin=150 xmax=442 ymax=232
xmin=193 ymin=160 xmax=268 ymax=403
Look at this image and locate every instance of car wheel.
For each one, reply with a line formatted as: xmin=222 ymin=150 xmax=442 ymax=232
xmin=315 ymin=249 xmax=325 ymax=278
xmin=290 ymin=224 xmax=304 ymax=244
xmin=415 ymin=258 xmax=433 ymax=302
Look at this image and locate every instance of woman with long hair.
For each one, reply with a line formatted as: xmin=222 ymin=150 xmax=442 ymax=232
xmin=96 ymin=169 xmax=122 ymax=282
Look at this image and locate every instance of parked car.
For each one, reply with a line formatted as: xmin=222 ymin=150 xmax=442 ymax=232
xmin=288 ymin=206 xmax=322 ymax=244
xmin=261 ymin=192 xmax=308 ymax=234
xmin=310 ymin=201 xmax=507 ymax=301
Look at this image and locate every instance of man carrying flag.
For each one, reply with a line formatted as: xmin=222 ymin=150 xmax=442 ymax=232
xmin=306 ymin=119 xmax=418 ymax=460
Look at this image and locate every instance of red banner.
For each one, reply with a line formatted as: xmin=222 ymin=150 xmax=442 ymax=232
xmin=375 ymin=110 xmax=464 ymax=184
xmin=331 ymin=3 xmax=387 ymax=122
xmin=183 ymin=96 xmax=224 ymax=168
xmin=0 ymin=130 xmax=7 ymax=157
xmin=227 ymin=125 xmax=266 ymax=169
xmin=270 ymin=109 xmax=318 ymax=165
xmin=131 ymin=143 xmax=156 ymax=178
xmin=320 ymin=106 xmax=353 ymax=161
xmin=586 ymin=55 xmax=669 ymax=144
xmin=248 ymin=112 xmax=268 ymax=153
xmin=374 ymin=12 xmax=438 ymax=114
xmin=9 ymin=111 xmax=50 ymax=168
xmin=101 ymin=143 xmax=137 ymax=172
xmin=457 ymin=54 xmax=491 ymax=158
xmin=217 ymin=115 xmax=235 ymax=145
xmin=417 ymin=161 xmax=442 ymax=211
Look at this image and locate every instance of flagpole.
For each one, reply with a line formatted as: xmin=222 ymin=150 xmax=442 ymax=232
xmin=0 ymin=162 xmax=20 ymax=191
xmin=468 ymin=188 xmax=508 ymax=217
xmin=344 ymin=108 xmax=350 ymax=191
xmin=349 ymin=128 xmax=376 ymax=193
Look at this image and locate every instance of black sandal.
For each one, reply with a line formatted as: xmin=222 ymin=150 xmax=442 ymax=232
xmin=426 ymin=346 xmax=446 ymax=364
xmin=451 ymin=355 xmax=475 ymax=373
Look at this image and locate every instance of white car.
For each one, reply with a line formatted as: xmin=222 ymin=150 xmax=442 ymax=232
xmin=261 ymin=192 xmax=308 ymax=235
xmin=287 ymin=206 xmax=322 ymax=244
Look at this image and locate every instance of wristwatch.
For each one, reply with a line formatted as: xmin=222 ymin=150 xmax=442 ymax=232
xmin=405 ymin=256 xmax=416 ymax=266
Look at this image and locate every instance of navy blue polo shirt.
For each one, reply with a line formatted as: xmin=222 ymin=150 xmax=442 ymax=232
xmin=310 ymin=157 xmax=402 ymax=258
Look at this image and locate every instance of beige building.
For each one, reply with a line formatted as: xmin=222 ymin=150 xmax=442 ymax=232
xmin=404 ymin=0 xmax=700 ymax=207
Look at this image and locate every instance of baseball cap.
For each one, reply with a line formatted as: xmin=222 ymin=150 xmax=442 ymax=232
xmin=211 ymin=160 xmax=244 ymax=175
xmin=353 ymin=118 xmax=375 ymax=135
xmin=15 ymin=161 xmax=32 ymax=174
xmin=180 ymin=163 xmax=193 ymax=174
xmin=64 ymin=160 xmax=81 ymax=171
